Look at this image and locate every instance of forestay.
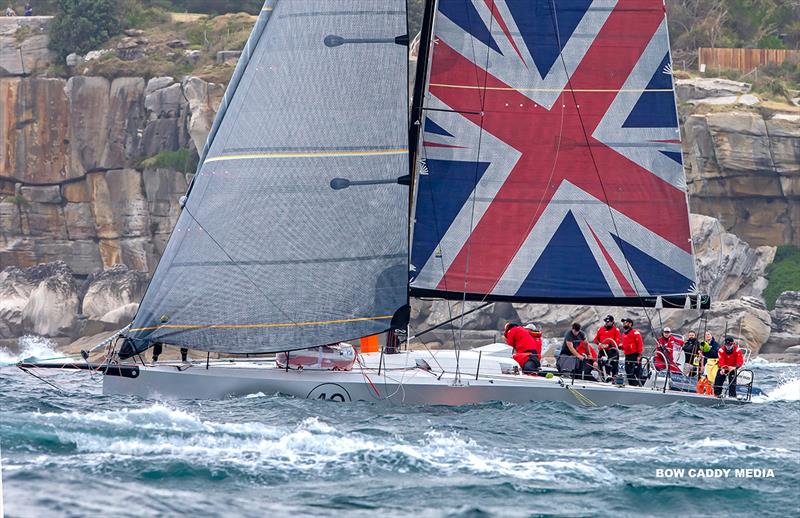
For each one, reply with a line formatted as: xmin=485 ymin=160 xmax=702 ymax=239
xmin=410 ymin=0 xmax=700 ymax=307
xmin=124 ymin=0 xmax=409 ymax=355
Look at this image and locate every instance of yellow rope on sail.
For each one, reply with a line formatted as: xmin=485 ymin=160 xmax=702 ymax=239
xmin=429 ymin=83 xmax=673 ymax=93
xmin=204 ymin=149 xmax=408 ymax=163
xmin=129 ymin=315 xmax=393 ymax=333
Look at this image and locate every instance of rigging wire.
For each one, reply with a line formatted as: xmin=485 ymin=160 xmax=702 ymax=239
xmin=180 ymin=203 xmax=301 ymax=331
xmin=548 ymin=0 xmax=662 ymax=351
xmin=452 ymin=0 xmax=499 ymax=383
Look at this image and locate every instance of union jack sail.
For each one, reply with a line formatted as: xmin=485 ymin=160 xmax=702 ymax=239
xmin=410 ymin=0 xmax=699 ymax=306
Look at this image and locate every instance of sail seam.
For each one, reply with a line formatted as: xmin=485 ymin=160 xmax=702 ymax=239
xmin=130 ymin=315 xmax=393 ymax=333
xmin=429 ymin=83 xmax=673 ymax=93
xmin=204 ymin=149 xmax=408 ymax=162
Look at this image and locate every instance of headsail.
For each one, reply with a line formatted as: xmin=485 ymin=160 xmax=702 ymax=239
xmin=410 ymin=0 xmax=702 ymax=308
xmin=124 ymin=0 xmax=409 ymax=355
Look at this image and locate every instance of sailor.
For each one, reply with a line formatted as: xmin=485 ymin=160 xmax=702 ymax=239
xmin=5 ymin=5 xmax=16 ymax=16
xmin=557 ymin=322 xmax=597 ymax=380
xmin=151 ymin=342 xmax=163 ymax=364
xmin=594 ymin=315 xmax=621 ymax=380
xmin=697 ymin=331 xmax=721 ymax=395
xmin=523 ymin=323 xmax=544 ymax=371
xmin=620 ymin=317 xmax=644 ymax=386
xmin=24 ymin=2 xmax=31 ymax=16
xmin=682 ymin=330 xmax=701 ymax=377
xmin=180 ymin=347 xmax=189 ymax=363
xmin=503 ymin=322 xmax=540 ymax=374
xmin=654 ymin=327 xmax=683 ymax=374
xmin=714 ymin=336 xmax=744 ymax=398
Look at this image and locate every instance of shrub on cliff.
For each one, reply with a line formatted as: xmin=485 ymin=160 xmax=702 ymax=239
xmin=48 ymin=0 xmax=122 ymax=61
xmin=764 ymin=246 xmax=800 ymax=310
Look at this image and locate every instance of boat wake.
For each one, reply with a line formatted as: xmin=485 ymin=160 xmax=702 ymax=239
xmin=6 ymin=403 xmax=620 ymax=486
xmin=0 ymin=335 xmax=60 ymax=366
xmin=753 ymin=377 xmax=800 ymax=402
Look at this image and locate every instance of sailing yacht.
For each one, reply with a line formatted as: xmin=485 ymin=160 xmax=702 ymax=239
xmin=21 ymin=0 xmax=756 ymax=406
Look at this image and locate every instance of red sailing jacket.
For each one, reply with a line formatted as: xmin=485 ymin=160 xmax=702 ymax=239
xmin=594 ymin=326 xmax=622 ymax=349
xmin=575 ymin=341 xmax=597 ymax=359
xmin=654 ymin=335 xmax=684 ymax=373
xmin=505 ymin=326 xmax=541 ymax=356
xmin=620 ymin=328 xmax=644 ymax=355
xmin=718 ymin=344 xmax=744 ymax=369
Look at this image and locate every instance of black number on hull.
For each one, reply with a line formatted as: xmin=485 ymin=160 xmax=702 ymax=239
xmin=317 ymin=392 xmax=345 ymax=402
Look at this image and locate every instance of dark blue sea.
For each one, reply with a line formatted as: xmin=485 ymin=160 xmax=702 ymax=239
xmin=1 ymin=337 xmax=799 ymax=517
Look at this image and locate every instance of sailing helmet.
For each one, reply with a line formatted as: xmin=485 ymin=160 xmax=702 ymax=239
xmin=662 ymin=326 xmax=671 ymax=334
xmin=524 ymin=323 xmax=538 ymax=332
xmin=603 ymin=314 xmax=614 ymax=323
xmin=621 ymin=317 xmax=633 ymax=324
xmin=504 ymin=322 xmax=520 ymax=335
xmin=724 ymin=336 xmax=735 ymax=349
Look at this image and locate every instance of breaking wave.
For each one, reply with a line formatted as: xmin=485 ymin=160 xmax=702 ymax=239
xmin=7 ymin=404 xmax=617 ymax=486
xmin=753 ymin=377 xmax=800 ymax=402
xmin=0 ymin=335 xmax=61 ymax=366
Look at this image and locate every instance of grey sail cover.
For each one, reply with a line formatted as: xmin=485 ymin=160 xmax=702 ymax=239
xmin=126 ymin=0 xmax=409 ymax=354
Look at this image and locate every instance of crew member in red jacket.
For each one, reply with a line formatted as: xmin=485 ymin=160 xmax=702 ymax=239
xmin=654 ymin=327 xmax=684 ymax=374
xmin=714 ymin=336 xmax=744 ymax=397
xmin=504 ymin=322 xmax=541 ymax=374
xmin=594 ymin=314 xmax=621 ymax=379
xmin=620 ymin=317 xmax=644 ymax=386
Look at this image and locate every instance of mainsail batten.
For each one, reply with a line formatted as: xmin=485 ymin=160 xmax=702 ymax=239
xmin=124 ymin=0 xmax=409 ymax=355
xmin=410 ymin=0 xmax=701 ymax=307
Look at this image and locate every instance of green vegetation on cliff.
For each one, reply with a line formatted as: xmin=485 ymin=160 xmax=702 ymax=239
xmin=764 ymin=246 xmax=800 ymax=309
xmin=140 ymin=149 xmax=199 ymax=174
xmin=47 ymin=0 xmax=122 ymax=60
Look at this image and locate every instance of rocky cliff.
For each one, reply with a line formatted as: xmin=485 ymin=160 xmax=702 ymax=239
xmin=678 ymin=79 xmax=800 ymax=247
xmin=1 ymin=18 xmax=799 ymax=358
xmin=0 ymin=73 xmax=223 ymax=274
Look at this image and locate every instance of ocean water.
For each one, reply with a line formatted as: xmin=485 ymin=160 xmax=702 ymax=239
xmin=1 ymin=339 xmax=799 ymax=517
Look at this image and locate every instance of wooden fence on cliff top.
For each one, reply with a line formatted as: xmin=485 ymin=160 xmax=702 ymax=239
xmin=698 ymin=47 xmax=800 ymax=73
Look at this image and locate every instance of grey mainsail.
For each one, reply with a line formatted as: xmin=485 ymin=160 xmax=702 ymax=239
xmin=123 ymin=0 xmax=409 ymax=355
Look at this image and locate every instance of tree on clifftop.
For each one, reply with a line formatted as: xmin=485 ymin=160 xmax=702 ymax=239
xmin=48 ymin=0 xmax=122 ymax=61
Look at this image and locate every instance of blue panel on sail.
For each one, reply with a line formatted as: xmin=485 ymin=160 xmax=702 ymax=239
xmin=425 ymin=119 xmax=453 ymax=137
xmin=411 ymin=159 xmax=490 ymax=273
xmin=505 ymin=0 xmax=592 ymax=79
xmin=611 ymin=234 xmax=693 ymax=294
xmin=623 ymin=53 xmax=677 ymax=129
xmin=439 ymin=0 xmax=501 ymax=54
xmin=517 ymin=212 xmax=613 ymax=298
xmin=660 ymin=150 xmax=683 ymax=164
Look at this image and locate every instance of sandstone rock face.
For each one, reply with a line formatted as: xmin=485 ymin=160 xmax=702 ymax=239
xmin=0 ymin=262 xmax=145 ymax=340
xmin=685 ymin=110 xmax=800 ymax=246
xmin=691 ymin=214 xmax=775 ymax=301
xmin=82 ymin=265 xmax=146 ymax=320
xmin=675 ymin=78 xmax=751 ymax=102
xmin=0 ymin=262 xmax=79 ymax=339
xmin=0 ymin=75 xmax=220 ymax=275
xmin=411 ymin=296 xmax=773 ymax=354
xmin=761 ymin=292 xmax=800 ymax=353
xmin=0 ymin=17 xmax=55 ymax=77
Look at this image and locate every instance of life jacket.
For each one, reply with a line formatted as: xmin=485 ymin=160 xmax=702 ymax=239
xmin=696 ymin=376 xmax=713 ymax=395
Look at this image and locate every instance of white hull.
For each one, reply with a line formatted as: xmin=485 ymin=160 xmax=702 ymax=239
xmin=102 ymin=350 xmax=743 ymax=407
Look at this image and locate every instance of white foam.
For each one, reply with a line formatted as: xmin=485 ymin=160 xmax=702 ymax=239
xmin=0 ymin=335 xmax=60 ymax=366
xmin=753 ymin=377 xmax=800 ymax=402
xmin=749 ymin=357 xmax=799 ymax=368
xmin=29 ymin=405 xmax=615 ymax=483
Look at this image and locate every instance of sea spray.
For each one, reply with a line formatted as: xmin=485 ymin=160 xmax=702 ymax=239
xmin=0 ymin=335 xmax=61 ymax=366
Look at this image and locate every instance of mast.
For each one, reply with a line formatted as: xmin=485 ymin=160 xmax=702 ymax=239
xmin=408 ymin=0 xmax=438 ymax=176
